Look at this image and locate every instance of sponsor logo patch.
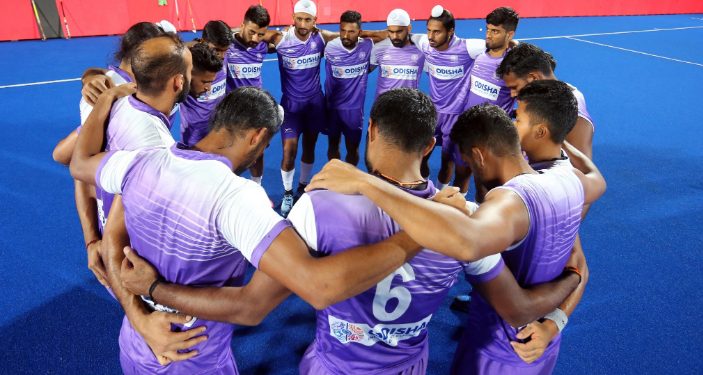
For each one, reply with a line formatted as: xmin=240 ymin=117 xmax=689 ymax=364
xmin=426 ymin=62 xmax=465 ymax=80
xmin=281 ymin=53 xmax=321 ymax=70
xmin=470 ymin=75 xmax=501 ymax=101
xmin=331 ymin=62 xmax=368 ymax=79
xmin=380 ymin=64 xmax=419 ymax=81
xmin=328 ymin=314 xmax=432 ymax=347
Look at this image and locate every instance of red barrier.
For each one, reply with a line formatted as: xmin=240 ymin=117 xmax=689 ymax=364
xmin=2 ymin=0 xmax=702 ymax=40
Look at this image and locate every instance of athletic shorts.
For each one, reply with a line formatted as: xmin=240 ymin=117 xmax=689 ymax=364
xmin=326 ymin=107 xmax=364 ymax=145
xmin=280 ymin=92 xmax=326 ymax=140
xmin=436 ymin=111 xmax=466 ymax=165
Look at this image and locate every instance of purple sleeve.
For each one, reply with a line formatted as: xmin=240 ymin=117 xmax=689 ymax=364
xmin=249 ymin=220 xmax=292 ymax=269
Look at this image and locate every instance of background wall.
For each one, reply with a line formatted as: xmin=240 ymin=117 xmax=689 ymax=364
xmin=2 ymin=0 xmax=703 ymax=41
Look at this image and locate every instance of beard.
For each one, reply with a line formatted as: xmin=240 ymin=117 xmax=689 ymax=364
xmin=176 ymin=76 xmax=191 ymax=103
xmin=391 ymin=38 xmax=405 ymax=48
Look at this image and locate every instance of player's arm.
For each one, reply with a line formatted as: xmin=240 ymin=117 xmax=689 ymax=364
xmin=74 ymin=179 xmax=107 ymax=285
xmin=565 ymin=117 xmax=593 ymax=159
xmin=53 ymin=129 xmax=78 ymax=165
xmin=306 ymin=160 xmax=528 ymax=262
xmin=315 ymin=27 xmax=339 ymax=43
xmin=82 ymin=68 xmax=113 ymax=106
xmin=360 ymin=29 xmax=389 ymax=43
xmin=562 ymin=141 xmax=606 ymax=205
xmin=69 ymin=83 xmax=136 ymax=184
xmin=471 ymin=259 xmax=581 ymax=328
xmin=263 ymin=28 xmax=284 ymax=46
xmin=511 ymin=236 xmax=589 ymax=363
xmin=101 ymin=198 xmax=205 ymax=363
xmin=120 ymin=250 xmax=291 ymax=326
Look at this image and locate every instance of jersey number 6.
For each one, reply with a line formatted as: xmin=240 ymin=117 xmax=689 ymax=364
xmin=372 ymin=264 xmax=415 ymax=321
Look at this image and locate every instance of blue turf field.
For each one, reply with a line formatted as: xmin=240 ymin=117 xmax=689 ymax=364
xmin=1 ymin=14 xmax=702 ymax=374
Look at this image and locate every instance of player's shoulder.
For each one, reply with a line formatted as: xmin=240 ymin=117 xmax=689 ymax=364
xmin=306 ymin=190 xmax=377 ymax=216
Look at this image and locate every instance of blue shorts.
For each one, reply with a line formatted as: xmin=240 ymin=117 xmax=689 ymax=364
xmin=326 ymin=107 xmax=364 ymax=145
xmin=436 ymin=112 xmax=466 ymax=165
xmin=280 ymin=92 xmax=326 ymax=141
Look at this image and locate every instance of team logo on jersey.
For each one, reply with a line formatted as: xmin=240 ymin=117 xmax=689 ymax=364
xmin=470 ymin=75 xmax=501 ymax=101
xmin=426 ymin=62 xmax=464 ymax=80
xmin=228 ymin=63 xmax=263 ymax=79
xmin=197 ymin=79 xmax=226 ymax=102
xmin=328 ymin=315 xmax=432 ymax=347
xmin=380 ymin=64 xmax=419 ymax=81
xmin=450 ymin=55 xmax=459 ymax=62
xmin=332 ymin=62 xmax=368 ymax=79
xmin=359 ymin=51 xmax=367 ymax=59
xmin=281 ymin=53 xmax=321 ymax=70
xmin=310 ymin=41 xmax=318 ymax=49
xmin=256 ymin=53 xmax=263 ymax=59
xmin=411 ymin=54 xmax=420 ymax=62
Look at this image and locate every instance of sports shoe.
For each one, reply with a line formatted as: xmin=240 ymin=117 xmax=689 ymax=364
xmin=280 ymin=191 xmax=295 ymax=217
xmin=296 ymin=183 xmax=307 ymax=200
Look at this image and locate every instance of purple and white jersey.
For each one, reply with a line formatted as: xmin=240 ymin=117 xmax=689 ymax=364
xmin=370 ymin=38 xmax=425 ymax=98
xmin=288 ymin=183 xmax=503 ymax=374
xmin=569 ymin=83 xmax=595 ymax=131
xmin=79 ymin=65 xmax=132 ymax=124
xmin=276 ymin=28 xmax=325 ymax=100
xmin=94 ymin=96 xmax=176 ymax=232
xmin=411 ymin=34 xmax=484 ymax=114
xmin=96 ymin=143 xmax=289 ymax=374
xmin=225 ymin=36 xmax=267 ymax=90
xmin=180 ymin=67 xmax=227 ymax=146
xmin=462 ymin=170 xmax=584 ymax=368
xmin=324 ymin=37 xmax=373 ymax=110
xmin=466 ymin=50 xmax=515 ymax=112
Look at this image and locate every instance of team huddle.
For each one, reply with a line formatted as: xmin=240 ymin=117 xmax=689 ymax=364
xmin=53 ymin=1 xmax=606 ymax=374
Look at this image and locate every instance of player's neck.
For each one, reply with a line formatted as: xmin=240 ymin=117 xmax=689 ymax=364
xmin=499 ymin=154 xmax=536 ymax=183
xmin=371 ymin=148 xmax=424 ymax=185
xmin=294 ymin=28 xmax=312 ymax=42
xmin=135 ymin=92 xmax=174 ymax=117
xmin=526 ymin=143 xmax=562 ymax=165
xmin=193 ymin=133 xmax=245 ymax=171
xmin=488 ymin=44 xmax=508 ymax=57
xmin=118 ymin=60 xmax=134 ymax=80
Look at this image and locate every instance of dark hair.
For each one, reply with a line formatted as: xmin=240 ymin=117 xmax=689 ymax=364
xmin=202 ymin=20 xmax=234 ymax=48
xmin=451 ymin=104 xmax=520 ymax=157
xmin=210 ymin=87 xmax=282 ymax=135
xmin=190 ymin=42 xmax=223 ymax=73
xmin=131 ymin=34 xmax=187 ymax=96
xmin=370 ymin=88 xmax=436 ymax=153
xmin=517 ymin=80 xmax=578 ymax=144
xmin=428 ymin=8 xmax=455 ymax=32
xmin=340 ymin=10 xmax=362 ymax=28
xmin=115 ymin=22 xmax=164 ymax=62
xmin=244 ymin=5 xmax=271 ymax=27
xmin=497 ymin=43 xmax=556 ymax=78
xmin=486 ymin=7 xmax=519 ymax=32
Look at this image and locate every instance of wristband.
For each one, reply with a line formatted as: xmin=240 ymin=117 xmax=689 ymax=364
xmin=85 ymin=239 xmax=100 ymax=249
xmin=563 ymin=265 xmax=582 ymax=284
xmin=148 ymin=277 xmax=163 ymax=303
xmin=544 ymin=308 xmax=568 ymax=332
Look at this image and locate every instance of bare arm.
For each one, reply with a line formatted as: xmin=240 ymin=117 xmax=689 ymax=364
xmin=306 ymin=160 xmax=529 ymax=262
xmin=565 ymin=117 xmax=593 ymax=160
xmin=316 ymin=28 xmax=339 ymax=44
xmin=121 ymin=248 xmax=291 ymax=326
xmin=52 ymin=129 xmax=78 ymax=165
xmin=360 ymin=30 xmax=388 ymax=43
xmin=258 ymin=228 xmax=421 ymax=310
xmin=263 ymin=29 xmax=283 ymax=46
xmin=562 ymin=141 xmax=606 ymax=205
xmin=74 ymin=179 xmax=107 ymax=285
xmin=474 ymin=265 xmax=580 ymax=327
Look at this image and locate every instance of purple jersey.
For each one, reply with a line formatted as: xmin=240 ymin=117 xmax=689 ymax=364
xmin=466 ymin=50 xmax=515 ymax=112
xmin=569 ymin=83 xmax=595 ymax=131
xmin=455 ymin=170 xmax=584 ymax=374
xmin=225 ymin=36 xmax=267 ymax=90
xmin=324 ymin=37 xmax=373 ymax=109
xmin=276 ymin=28 xmax=325 ymax=100
xmin=288 ymin=183 xmax=503 ymax=374
xmin=370 ymin=38 xmax=425 ymax=98
xmin=180 ymin=67 xmax=227 ymax=147
xmin=412 ymin=34 xmax=484 ymax=114
xmin=94 ymin=96 xmax=175 ymax=232
xmin=96 ymin=143 xmax=288 ymax=374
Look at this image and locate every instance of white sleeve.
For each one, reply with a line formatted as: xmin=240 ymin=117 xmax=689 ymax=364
xmin=217 ymin=181 xmax=289 ymax=267
xmin=411 ymin=33 xmax=428 ymax=50
xmin=370 ymin=44 xmax=379 ymax=66
xmin=286 ymin=193 xmax=318 ymax=251
xmin=79 ymin=98 xmax=93 ymax=125
xmin=463 ymin=253 xmax=502 ymax=276
xmin=465 ymin=38 xmax=485 ymax=59
xmin=97 ymin=150 xmax=140 ymax=194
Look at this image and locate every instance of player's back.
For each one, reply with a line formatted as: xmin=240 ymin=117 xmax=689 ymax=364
xmin=290 ymin=185 xmax=500 ymax=374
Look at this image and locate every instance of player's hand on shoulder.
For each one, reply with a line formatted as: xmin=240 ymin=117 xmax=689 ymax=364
xmin=433 ymin=186 xmax=471 ymax=216
xmin=82 ymin=74 xmax=114 ymax=106
xmin=510 ymin=320 xmax=559 ymax=364
xmin=121 ymin=246 xmax=158 ymax=296
xmin=306 ymin=159 xmax=369 ymax=195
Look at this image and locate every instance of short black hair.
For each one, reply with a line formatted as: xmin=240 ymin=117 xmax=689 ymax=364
xmin=517 ymin=80 xmax=578 ymax=144
xmin=210 ymin=87 xmax=282 ymax=135
xmin=190 ymin=42 xmax=223 ymax=74
xmin=486 ymin=7 xmax=519 ymax=32
xmin=428 ymin=8 xmax=455 ymax=32
xmin=370 ymin=88 xmax=436 ymax=153
xmin=202 ymin=20 xmax=234 ymax=48
xmin=497 ymin=43 xmax=556 ymax=78
xmin=451 ymin=104 xmax=521 ymax=157
xmin=115 ymin=22 xmax=164 ymax=62
xmin=131 ymin=34 xmax=187 ymax=96
xmin=244 ymin=5 xmax=271 ymax=27
xmin=340 ymin=10 xmax=362 ymax=28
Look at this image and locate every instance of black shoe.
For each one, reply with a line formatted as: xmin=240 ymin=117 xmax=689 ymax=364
xmin=295 ymin=183 xmax=307 ymax=200
xmin=450 ymin=294 xmax=472 ymax=313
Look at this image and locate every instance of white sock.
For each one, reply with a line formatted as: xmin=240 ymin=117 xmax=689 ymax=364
xmin=299 ymin=162 xmax=314 ymax=186
xmin=438 ymin=182 xmax=449 ymax=190
xmin=281 ymin=169 xmax=295 ymax=192
xmin=251 ymin=175 xmax=263 ymax=185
